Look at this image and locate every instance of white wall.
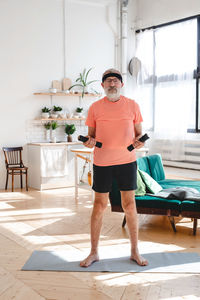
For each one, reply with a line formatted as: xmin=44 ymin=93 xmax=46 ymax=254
xmin=136 ymin=0 xmax=200 ymax=29
xmin=0 ymin=0 xmax=118 ymax=189
xmin=65 ymin=0 xmax=116 ymax=84
xmin=1 ymin=0 xmax=199 ymax=189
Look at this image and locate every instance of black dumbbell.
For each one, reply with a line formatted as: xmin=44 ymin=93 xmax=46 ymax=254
xmin=78 ymin=135 xmax=102 ymax=148
xmin=127 ymin=133 xmax=149 ymax=152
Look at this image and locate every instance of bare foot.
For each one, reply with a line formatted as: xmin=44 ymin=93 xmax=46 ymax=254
xmin=80 ymin=253 xmax=99 ymax=268
xmin=131 ymin=249 xmax=148 ymax=266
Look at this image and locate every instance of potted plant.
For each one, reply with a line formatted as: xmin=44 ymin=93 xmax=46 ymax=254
xmin=69 ymin=68 xmax=98 ymax=97
xmin=44 ymin=122 xmax=51 ymax=130
xmin=41 ymin=107 xmax=51 ymax=119
xmin=51 ymin=105 xmax=62 ymax=118
xmin=75 ymin=107 xmax=83 ymax=118
xmin=51 ymin=121 xmax=59 ymax=130
xmin=44 ymin=122 xmax=51 ymax=141
xmin=65 ymin=124 xmax=76 ymax=142
xmin=51 ymin=121 xmax=59 ymax=143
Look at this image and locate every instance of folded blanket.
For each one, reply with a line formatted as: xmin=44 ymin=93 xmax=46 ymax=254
xmin=146 ymin=187 xmax=200 ymax=201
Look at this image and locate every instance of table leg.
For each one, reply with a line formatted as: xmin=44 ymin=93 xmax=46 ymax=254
xmin=74 ymin=154 xmax=78 ymax=201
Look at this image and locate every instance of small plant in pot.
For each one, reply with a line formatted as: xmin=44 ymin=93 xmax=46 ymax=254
xmin=41 ymin=107 xmax=51 ymax=119
xmin=44 ymin=122 xmax=51 ymax=130
xmin=51 ymin=121 xmax=59 ymax=143
xmin=65 ymin=124 xmax=76 ymax=142
xmin=44 ymin=122 xmax=51 ymax=141
xmin=69 ymin=68 xmax=98 ymax=98
xmin=75 ymin=107 xmax=83 ymax=118
xmin=51 ymin=121 xmax=59 ymax=130
xmin=51 ymin=105 xmax=62 ymax=118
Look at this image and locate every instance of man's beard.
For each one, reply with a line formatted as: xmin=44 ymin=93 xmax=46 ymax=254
xmin=104 ymin=87 xmax=121 ymax=102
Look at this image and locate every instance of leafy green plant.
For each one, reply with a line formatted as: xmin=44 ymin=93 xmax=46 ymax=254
xmin=69 ymin=68 xmax=98 ymax=97
xmin=51 ymin=121 xmax=59 ymax=130
xmin=42 ymin=107 xmax=51 ymax=113
xmin=44 ymin=122 xmax=51 ymax=130
xmin=65 ymin=124 xmax=76 ymax=135
xmin=53 ymin=105 xmax=62 ymax=112
xmin=76 ymin=107 xmax=83 ymax=113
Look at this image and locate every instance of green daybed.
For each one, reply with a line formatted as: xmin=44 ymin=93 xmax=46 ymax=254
xmin=109 ymin=154 xmax=200 ymax=235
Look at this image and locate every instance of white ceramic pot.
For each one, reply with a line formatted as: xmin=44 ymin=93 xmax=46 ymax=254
xmin=41 ymin=112 xmax=49 ymax=119
xmin=45 ymin=129 xmax=50 ymax=141
xmin=50 ymin=113 xmax=58 ymax=118
xmin=76 ymin=112 xmax=83 ymax=118
xmin=51 ymin=130 xmax=57 ymax=143
xmin=56 ymin=111 xmax=63 ymax=118
xmin=49 ymin=88 xmax=57 ymax=93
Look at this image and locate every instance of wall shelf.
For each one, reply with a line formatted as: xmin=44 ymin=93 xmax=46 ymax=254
xmin=34 ymin=92 xmax=101 ymax=97
xmin=37 ymin=117 xmax=85 ymax=121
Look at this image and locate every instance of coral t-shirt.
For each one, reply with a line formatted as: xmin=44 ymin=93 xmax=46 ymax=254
xmin=85 ymin=96 xmax=143 ymax=166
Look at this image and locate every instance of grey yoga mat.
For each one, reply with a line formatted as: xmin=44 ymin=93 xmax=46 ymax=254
xmin=22 ymin=251 xmax=200 ymax=273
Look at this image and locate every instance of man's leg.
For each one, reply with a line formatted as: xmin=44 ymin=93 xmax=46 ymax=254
xmin=80 ymin=192 xmax=108 ymax=267
xmin=121 ymin=190 xmax=148 ymax=266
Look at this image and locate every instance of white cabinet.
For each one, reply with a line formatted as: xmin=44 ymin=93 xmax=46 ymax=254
xmin=27 ymin=142 xmax=83 ymax=190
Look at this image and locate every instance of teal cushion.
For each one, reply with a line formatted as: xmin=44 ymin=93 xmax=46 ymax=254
xmin=148 ymin=154 xmax=165 ymax=181
xmin=181 ymin=200 xmax=200 ymax=212
xmin=138 ymin=169 xmax=163 ymax=194
xmin=135 ymin=170 xmax=146 ymax=196
xmin=135 ymin=195 xmax=181 ymax=210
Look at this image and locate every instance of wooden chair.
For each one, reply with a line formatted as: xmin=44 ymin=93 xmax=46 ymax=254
xmin=2 ymin=147 xmax=28 ymax=192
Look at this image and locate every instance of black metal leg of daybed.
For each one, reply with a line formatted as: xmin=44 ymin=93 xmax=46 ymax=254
xmin=168 ymin=216 xmax=177 ymax=233
xmin=122 ymin=215 xmax=126 ymax=227
xmin=193 ymin=218 xmax=198 ymax=235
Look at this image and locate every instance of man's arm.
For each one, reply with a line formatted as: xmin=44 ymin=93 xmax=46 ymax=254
xmin=133 ymin=123 xmax=144 ymax=149
xmin=88 ymin=126 xmax=96 ymax=138
xmin=83 ymin=127 xmax=96 ymax=148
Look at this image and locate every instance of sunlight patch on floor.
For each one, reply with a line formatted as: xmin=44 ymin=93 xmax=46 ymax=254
xmin=0 ymin=202 xmax=14 ymax=209
xmin=0 ymin=207 xmax=74 ymax=217
xmin=0 ymin=192 xmax=34 ymax=200
xmin=94 ymin=273 xmax=148 ymax=287
xmin=56 ymin=233 xmax=91 ymax=242
xmin=163 ymin=296 xmax=198 ymax=300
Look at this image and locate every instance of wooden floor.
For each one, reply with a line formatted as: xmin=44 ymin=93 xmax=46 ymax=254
xmin=0 ymin=170 xmax=200 ymax=300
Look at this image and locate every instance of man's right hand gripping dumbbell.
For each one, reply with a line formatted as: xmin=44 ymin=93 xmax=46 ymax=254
xmin=78 ymin=135 xmax=102 ymax=148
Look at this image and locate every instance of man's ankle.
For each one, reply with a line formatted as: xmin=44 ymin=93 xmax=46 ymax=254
xmin=90 ymin=249 xmax=98 ymax=255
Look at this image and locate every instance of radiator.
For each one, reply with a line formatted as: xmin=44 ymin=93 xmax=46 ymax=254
xmin=159 ymin=140 xmax=200 ymax=170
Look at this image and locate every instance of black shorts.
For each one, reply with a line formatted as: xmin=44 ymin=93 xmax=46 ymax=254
xmin=92 ymin=161 xmax=137 ymax=193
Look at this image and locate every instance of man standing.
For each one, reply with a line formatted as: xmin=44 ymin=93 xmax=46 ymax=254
xmin=80 ymin=68 xmax=148 ymax=267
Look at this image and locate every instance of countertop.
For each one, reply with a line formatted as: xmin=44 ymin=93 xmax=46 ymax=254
xmin=28 ymin=141 xmax=82 ymax=146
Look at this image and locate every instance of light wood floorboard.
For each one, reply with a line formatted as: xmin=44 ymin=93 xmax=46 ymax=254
xmin=0 ymin=169 xmax=200 ymax=300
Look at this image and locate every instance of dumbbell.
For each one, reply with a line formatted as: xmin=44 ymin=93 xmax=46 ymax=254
xmin=78 ymin=135 xmax=102 ymax=148
xmin=127 ymin=133 xmax=149 ymax=152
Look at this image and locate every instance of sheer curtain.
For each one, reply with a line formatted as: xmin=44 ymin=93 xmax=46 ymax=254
xmin=135 ymin=19 xmax=197 ymax=161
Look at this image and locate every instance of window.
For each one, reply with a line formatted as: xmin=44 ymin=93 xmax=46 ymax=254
xmin=135 ymin=17 xmax=198 ymax=133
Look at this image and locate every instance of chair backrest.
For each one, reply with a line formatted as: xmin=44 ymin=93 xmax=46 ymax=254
xmin=2 ymin=147 xmax=24 ymax=168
